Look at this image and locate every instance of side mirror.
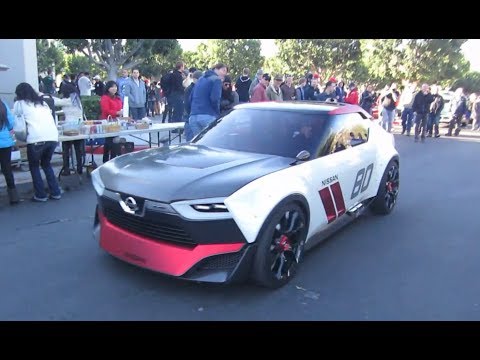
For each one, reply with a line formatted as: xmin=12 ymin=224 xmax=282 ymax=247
xmin=295 ymin=150 xmax=311 ymax=162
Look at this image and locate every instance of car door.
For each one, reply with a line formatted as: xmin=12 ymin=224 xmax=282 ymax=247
xmin=307 ymin=112 xmax=375 ymax=234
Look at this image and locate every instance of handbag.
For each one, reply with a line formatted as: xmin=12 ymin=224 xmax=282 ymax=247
xmin=13 ymin=101 xmax=28 ymax=142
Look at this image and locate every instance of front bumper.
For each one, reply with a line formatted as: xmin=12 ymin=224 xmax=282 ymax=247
xmin=94 ymin=207 xmax=256 ymax=284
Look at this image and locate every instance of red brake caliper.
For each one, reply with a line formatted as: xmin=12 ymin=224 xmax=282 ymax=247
xmin=278 ymin=235 xmax=292 ymax=252
xmin=386 ymin=182 xmax=393 ymax=192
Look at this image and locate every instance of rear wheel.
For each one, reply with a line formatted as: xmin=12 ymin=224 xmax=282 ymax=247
xmin=251 ymin=203 xmax=308 ymax=289
xmin=371 ymin=160 xmax=399 ymax=215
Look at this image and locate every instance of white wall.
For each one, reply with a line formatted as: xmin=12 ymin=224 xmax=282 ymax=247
xmin=0 ymin=39 xmax=38 ymax=108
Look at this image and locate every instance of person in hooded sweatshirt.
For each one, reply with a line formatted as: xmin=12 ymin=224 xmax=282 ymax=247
xmin=235 ymin=68 xmax=252 ymax=103
xmin=187 ymin=63 xmax=228 ymax=141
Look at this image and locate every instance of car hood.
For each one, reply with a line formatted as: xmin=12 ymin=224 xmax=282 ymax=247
xmin=98 ymin=144 xmax=293 ymax=202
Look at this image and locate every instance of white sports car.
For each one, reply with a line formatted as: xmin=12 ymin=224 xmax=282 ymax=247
xmin=92 ymin=102 xmax=399 ymax=288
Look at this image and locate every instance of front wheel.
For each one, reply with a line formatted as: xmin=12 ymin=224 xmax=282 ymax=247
xmin=371 ymin=159 xmax=400 ymax=215
xmin=251 ymin=202 xmax=308 ymax=289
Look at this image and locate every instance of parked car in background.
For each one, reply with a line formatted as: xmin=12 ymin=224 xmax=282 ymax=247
xmin=439 ymin=90 xmax=454 ymax=124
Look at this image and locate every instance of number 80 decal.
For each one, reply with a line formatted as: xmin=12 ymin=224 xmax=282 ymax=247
xmin=351 ymin=163 xmax=373 ymax=199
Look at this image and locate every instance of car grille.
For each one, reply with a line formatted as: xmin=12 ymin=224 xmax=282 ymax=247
xmin=196 ymin=251 xmax=243 ymax=271
xmin=104 ymin=208 xmax=195 ymax=245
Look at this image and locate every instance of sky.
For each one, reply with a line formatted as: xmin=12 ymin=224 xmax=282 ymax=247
xmin=178 ymin=39 xmax=278 ymax=57
xmin=178 ymin=39 xmax=480 ymax=72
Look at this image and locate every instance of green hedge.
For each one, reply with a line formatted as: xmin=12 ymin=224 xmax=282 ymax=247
xmin=81 ymin=95 xmax=101 ymax=120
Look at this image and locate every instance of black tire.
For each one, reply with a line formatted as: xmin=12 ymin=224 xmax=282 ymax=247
xmin=251 ymin=202 xmax=308 ymax=289
xmin=371 ymin=159 xmax=400 ymax=215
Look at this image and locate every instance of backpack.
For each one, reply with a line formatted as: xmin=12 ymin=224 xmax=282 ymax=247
xmin=160 ymin=73 xmax=172 ymax=96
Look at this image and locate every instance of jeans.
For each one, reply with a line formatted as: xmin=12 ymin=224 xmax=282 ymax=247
xmin=169 ymin=94 xmax=185 ymax=122
xmin=130 ymin=107 xmax=146 ymax=120
xmin=401 ymin=108 xmax=414 ymax=133
xmin=413 ymin=112 xmax=428 ymax=139
xmin=188 ymin=114 xmax=217 ymax=141
xmin=427 ymin=113 xmax=441 ymax=136
xmin=103 ymin=137 xmax=115 ymax=163
xmin=447 ymin=114 xmax=463 ymax=135
xmin=0 ymin=146 xmax=15 ymax=189
xmin=27 ymin=141 xmax=61 ymax=199
xmin=381 ymin=109 xmax=395 ymax=132
xmin=162 ymin=100 xmax=173 ymax=123
xmin=147 ymin=101 xmax=156 ymax=116
xmin=183 ymin=120 xmax=194 ymax=142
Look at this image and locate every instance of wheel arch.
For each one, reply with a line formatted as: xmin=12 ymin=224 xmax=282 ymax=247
xmin=252 ymin=193 xmax=310 ymax=243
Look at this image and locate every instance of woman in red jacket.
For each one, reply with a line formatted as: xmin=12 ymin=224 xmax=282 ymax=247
xmin=344 ymin=82 xmax=359 ymax=105
xmin=100 ymin=81 xmax=123 ymax=162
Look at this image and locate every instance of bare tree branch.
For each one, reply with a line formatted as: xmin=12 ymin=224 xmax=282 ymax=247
xmin=102 ymin=39 xmax=114 ymax=64
xmin=122 ymin=58 xmax=144 ymax=70
xmin=81 ymin=49 xmax=107 ymax=68
xmin=119 ymin=39 xmax=145 ymax=65
xmin=113 ymin=39 xmax=123 ymax=63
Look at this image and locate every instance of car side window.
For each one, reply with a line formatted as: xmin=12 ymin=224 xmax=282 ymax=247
xmin=319 ymin=113 xmax=370 ymax=157
xmin=348 ymin=113 xmax=369 ymax=147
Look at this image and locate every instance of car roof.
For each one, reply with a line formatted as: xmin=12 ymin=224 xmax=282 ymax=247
xmin=234 ymin=101 xmax=371 ymax=118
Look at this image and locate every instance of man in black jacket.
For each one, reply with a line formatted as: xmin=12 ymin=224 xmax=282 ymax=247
xmin=359 ymin=85 xmax=375 ymax=114
xmin=169 ymin=61 xmax=186 ymax=122
xmin=235 ymin=68 xmax=252 ymax=103
xmin=427 ymin=85 xmax=444 ymax=138
xmin=411 ymin=83 xmax=434 ymax=142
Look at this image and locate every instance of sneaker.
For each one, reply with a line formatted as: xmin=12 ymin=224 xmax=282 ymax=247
xmin=49 ymin=194 xmax=62 ymax=200
xmin=32 ymin=195 xmax=48 ymax=202
xmin=435 ymin=134 xmax=441 ymax=138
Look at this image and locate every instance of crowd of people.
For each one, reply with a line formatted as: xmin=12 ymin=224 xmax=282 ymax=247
xmin=2 ymin=61 xmax=480 ymax=206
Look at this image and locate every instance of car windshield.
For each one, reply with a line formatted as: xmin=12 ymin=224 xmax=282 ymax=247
xmin=192 ymin=108 xmax=330 ymax=158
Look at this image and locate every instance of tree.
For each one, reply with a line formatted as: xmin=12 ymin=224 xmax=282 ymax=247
xmin=359 ymin=39 xmax=405 ymax=87
xmin=189 ymin=39 xmax=264 ymax=80
xmin=64 ymin=54 xmax=105 ymax=79
xmin=276 ymin=39 xmax=362 ymax=82
xmin=263 ymin=56 xmax=289 ymax=79
xmin=139 ymin=42 xmax=183 ymax=79
xmin=451 ymin=71 xmax=480 ymax=93
xmin=182 ymin=50 xmax=208 ymax=72
xmin=36 ymin=39 xmax=66 ymax=74
xmin=59 ymin=39 xmax=179 ymax=81
xmin=401 ymin=39 xmax=470 ymax=85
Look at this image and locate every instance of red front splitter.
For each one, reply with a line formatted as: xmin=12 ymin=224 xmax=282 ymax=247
xmin=99 ymin=214 xmax=245 ymax=277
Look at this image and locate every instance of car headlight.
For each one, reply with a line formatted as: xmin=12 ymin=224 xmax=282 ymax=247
xmin=191 ymin=203 xmax=228 ymax=212
xmin=91 ymin=168 xmax=105 ymax=196
xmin=171 ymin=197 xmax=232 ymax=220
